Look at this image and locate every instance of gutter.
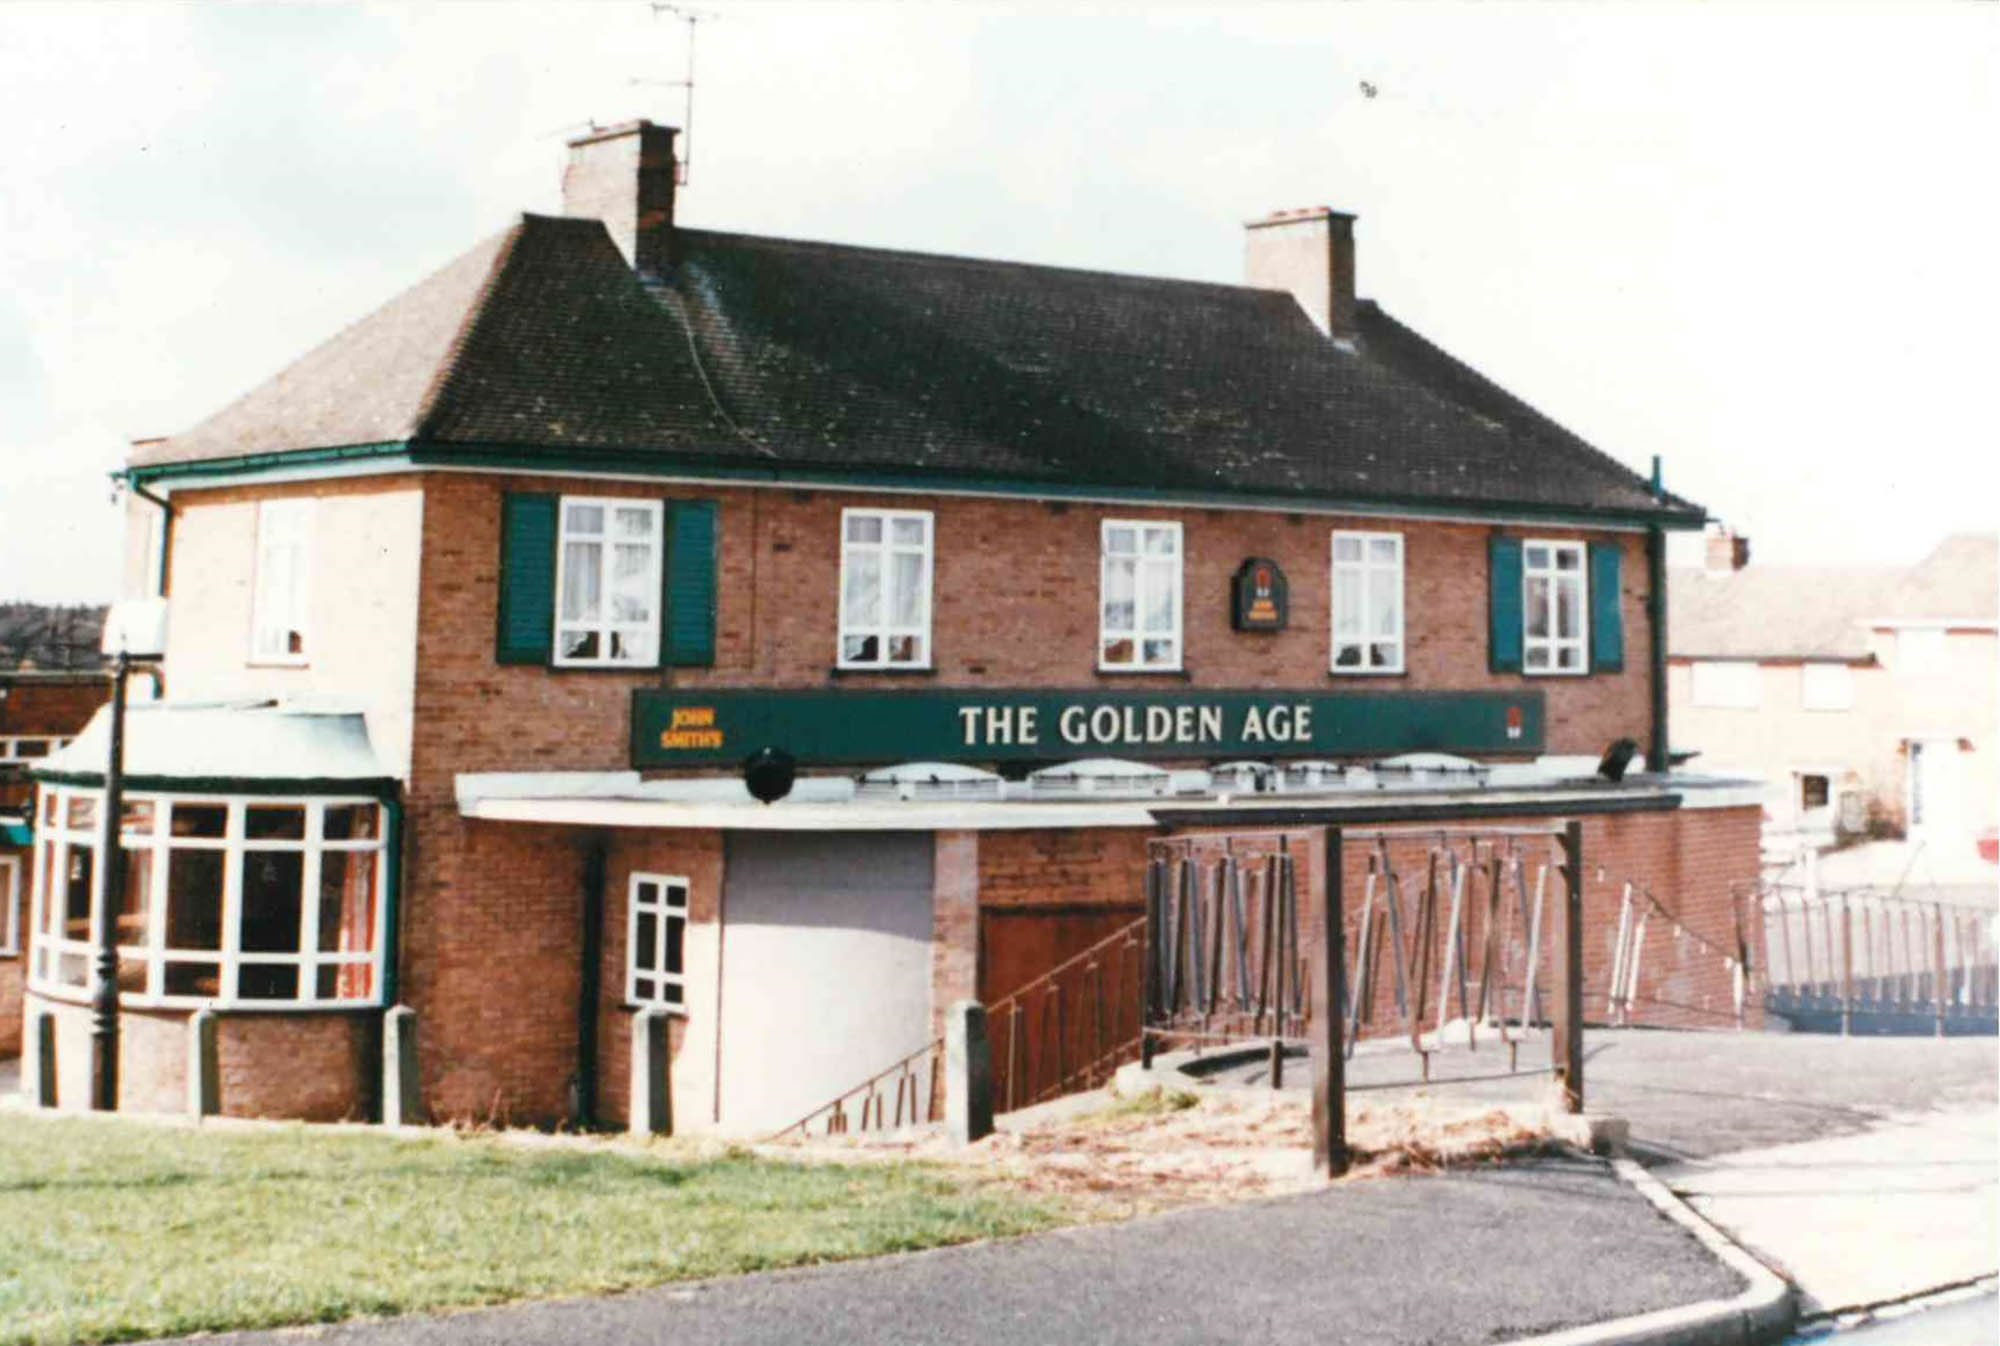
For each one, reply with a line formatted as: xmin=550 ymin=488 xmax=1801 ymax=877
xmin=128 ymin=478 xmax=174 ymax=598
xmin=123 ymin=438 xmax=1711 ymax=533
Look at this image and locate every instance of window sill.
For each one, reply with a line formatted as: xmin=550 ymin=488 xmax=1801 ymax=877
xmin=619 ymin=1001 xmax=689 ymax=1016
xmin=26 ymin=983 xmax=382 ymax=1013
xmin=1095 ymin=666 xmax=1192 ymax=680
xmin=1328 ymin=668 xmax=1408 ymax=679
xmin=247 ymin=657 xmax=311 ymax=670
xmin=828 ymin=665 xmax=938 ymax=679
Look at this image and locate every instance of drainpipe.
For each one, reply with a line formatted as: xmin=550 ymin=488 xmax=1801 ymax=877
xmin=124 ymin=475 xmax=174 ymax=598
xmin=575 ymin=835 xmax=608 ymax=1128
xmin=1646 ymin=456 xmax=1670 ymax=774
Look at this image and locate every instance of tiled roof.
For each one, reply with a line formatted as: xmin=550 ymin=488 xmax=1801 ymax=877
xmin=1671 ymin=533 xmax=1998 ymax=659
xmin=1669 ymin=566 xmax=1898 ymax=660
xmin=137 ymin=214 xmax=1701 ymax=523
xmin=1881 ymin=533 xmax=1997 ymax=622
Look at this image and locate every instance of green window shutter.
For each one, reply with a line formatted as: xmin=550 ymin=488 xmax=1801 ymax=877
xmin=663 ymin=499 xmax=718 ymax=667
xmin=1589 ymin=541 xmax=1625 ymax=673
xmin=497 ymin=493 xmax=557 ymax=665
xmin=1488 ymin=535 xmax=1524 ymax=674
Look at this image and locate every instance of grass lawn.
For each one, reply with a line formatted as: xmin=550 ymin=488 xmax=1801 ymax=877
xmin=0 ymin=1113 xmax=1068 ymax=1346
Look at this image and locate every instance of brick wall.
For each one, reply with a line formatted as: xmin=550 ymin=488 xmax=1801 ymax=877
xmin=408 ymin=473 xmax=1656 ymax=779
xmin=594 ymin=828 xmax=722 ymax=1131
xmin=23 ymin=993 xmax=371 ymax=1118
xmin=0 ymin=677 xmax=108 ymax=738
xmin=0 ymin=951 xmax=21 ymax=1056
xmin=396 ymin=813 xmax=591 ymax=1125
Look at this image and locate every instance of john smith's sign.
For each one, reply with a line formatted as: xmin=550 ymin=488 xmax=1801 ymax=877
xmin=630 ymin=689 xmax=1542 ymax=769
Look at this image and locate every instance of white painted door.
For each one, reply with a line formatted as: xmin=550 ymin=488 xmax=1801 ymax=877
xmin=717 ymin=832 xmax=935 ymax=1135
xmin=1909 ymin=739 xmax=1963 ymax=838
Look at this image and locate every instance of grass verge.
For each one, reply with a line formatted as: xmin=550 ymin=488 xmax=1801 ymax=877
xmin=0 ymin=1114 xmax=1068 ymax=1346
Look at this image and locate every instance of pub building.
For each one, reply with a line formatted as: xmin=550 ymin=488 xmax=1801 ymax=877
xmin=22 ymin=122 xmax=1762 ymax=1131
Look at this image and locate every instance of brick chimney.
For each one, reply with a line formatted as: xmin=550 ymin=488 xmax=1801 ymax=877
xmin=1244 ymin=206 xmax=1357 ymax=339
xmin=562 ymin=120 xmax=679 ymax=278
xmin=1704 ymin=526 xmax=1751 ymax=573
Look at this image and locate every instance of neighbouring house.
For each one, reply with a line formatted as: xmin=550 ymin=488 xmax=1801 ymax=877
xmin=1670 ymin=529 xmax=1998 ymax=852
xmin=1 ymin=607 xmax=110 ymax=1056
xmin=20 ymin=121 xmax=1763 ymax=1129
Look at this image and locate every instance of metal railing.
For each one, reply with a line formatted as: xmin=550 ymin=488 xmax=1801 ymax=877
xmin=1761 ymin=883 xmax=1997 ymax=1034
xmin=766 ymin=1035 xmax=944 ymax=1141
xmin=988 ymin=915 xmax=1148 ymax=1113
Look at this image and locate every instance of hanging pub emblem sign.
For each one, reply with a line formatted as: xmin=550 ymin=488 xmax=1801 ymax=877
xmin=1231 ymin=557 xmax=1288 ymax=632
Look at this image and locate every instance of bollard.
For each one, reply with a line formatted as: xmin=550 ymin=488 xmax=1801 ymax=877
xmin=945 ymin=1000 xmax=994 ymax=1146
xmin=187 ymin=1007 xmax=220 ymax=1119
xmin=34 ymin=1011 xmax=57 ymax=1109
xmin=381 ymin=1004 xmax=420 ymax=1127
xmin=1268 ymin=1037 xmax=1284 ymax=1089
xmin=629 ymin=1005 xmax=673 ymax=1136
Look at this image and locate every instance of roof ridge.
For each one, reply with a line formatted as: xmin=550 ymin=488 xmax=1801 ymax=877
xmin=675 ymin=226 xmax=1279 ymax=300
xmin=408 ymin=216 xmax=532 ymax=442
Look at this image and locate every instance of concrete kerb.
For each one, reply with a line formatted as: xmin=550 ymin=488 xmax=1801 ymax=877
xmin=1502 ymin=1158 xmax=1796 ymax=1346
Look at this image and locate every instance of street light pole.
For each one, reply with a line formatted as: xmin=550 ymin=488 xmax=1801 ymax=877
xmin=90 ymin=648 xmax=131 ymax=1111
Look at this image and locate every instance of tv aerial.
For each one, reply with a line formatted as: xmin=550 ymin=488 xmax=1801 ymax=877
xmin=635 ymin=3 xmax=718 ymax=185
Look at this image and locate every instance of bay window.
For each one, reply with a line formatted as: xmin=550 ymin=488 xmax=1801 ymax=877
xmin=1331 ymin=531 xmax=1404 ymax=673
xmin=555 ymin=497 xmax=664 ymax=667
xmin=1100 ymin=520 xmax=1182 ymax=671
xmin=1522 ymin=540 xmax=1587 ymax=674
xmin=29 ymin=785 xmax=388 ymax=1008
xmin=838 ymin=508 xmax=934 ymax=668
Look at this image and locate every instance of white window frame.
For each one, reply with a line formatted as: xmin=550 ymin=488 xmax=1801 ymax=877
xmin=1690 ymin=660 xmax=1762 ymax=709
xmin=0 ymin=854 xmax=19 ymax=956
xmin=625 ymin=872 xmax=689 ymax=1010
xmin=553 ymin=496 xmax=665 ymax=669
xmin=1800 ymin=662 xmax=1854 ymax=712
xmin=1522 ymin=539 xmax=1588 ymax=676
xmin=25 ymin=785 xmax=388 ymax=1009
xmin=0 ymin=736 xmax=67 ymax=763
xmin=249 ymin=497 xmax=313 ymax=666
xmin=1099 ymin=520 xmax=1183 ymax=672
xmin=1897 ymin=627 xmax=1946 ymax=676
xmin=1330 ymin=530 xmax=1405 ymax=674
xmin=836 ymin=508 xmax=935 ymax=670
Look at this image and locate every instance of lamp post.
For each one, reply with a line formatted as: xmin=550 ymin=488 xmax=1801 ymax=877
xmin=90 ymin=648 xmax=132 ymax=1111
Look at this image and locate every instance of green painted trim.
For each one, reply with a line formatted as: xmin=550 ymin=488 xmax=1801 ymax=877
xmin=126 ymin=439 xmax=1708 ymax=531
xmin=28 ymin=770 xmax=400 ymax=797
xmin=382 ymin=794 xmax=403 ymax=1008
xmin=1 ymin=821 xmax=31 ymax=846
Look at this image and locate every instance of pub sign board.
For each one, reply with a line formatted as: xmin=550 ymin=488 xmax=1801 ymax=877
xmin=631 ymin=688 xmax=1543 ymax=769
xmin=1232 ymin=558 xmax=1288 ymax=632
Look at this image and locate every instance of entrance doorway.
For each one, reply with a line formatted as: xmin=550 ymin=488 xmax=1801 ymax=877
xmin=1908 ymin=739 xmax=1963 ymax=838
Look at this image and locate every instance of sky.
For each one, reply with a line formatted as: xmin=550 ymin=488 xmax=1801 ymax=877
xmin=2 ymin=2 xmax=1995 ymax=603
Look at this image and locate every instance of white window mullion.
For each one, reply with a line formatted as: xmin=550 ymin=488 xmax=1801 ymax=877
xmin=300 ymin=802 xmax=325 ymax=1004
xmin=220 ymin=801 xmax=244 ymax=1005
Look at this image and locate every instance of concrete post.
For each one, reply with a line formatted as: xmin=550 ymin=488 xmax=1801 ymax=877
xmin=33 ymin=1011 xmax=57 ymax=1108
xmin=629 ymin=1005 xmax=673 ymax=1136
xmin=187 ymin=1007 xmax=220 ymax=1119
xmin=945 ymin=999 xmax=993 ymax=1146
xmin=382 ymin=1004 xmax=420 ymax=1127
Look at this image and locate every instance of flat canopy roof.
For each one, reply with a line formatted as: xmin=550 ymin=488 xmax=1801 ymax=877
xmin=35 ymin=700 xmax=395 ymax=793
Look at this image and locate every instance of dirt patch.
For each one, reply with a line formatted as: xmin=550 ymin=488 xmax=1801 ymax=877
xmin=757 ymin=1088 xmax=1561 ymax=1216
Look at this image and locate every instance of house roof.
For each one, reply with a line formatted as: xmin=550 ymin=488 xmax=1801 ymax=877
xmin=1670 ymin=532 xmax=1998 ymax=660
xmin=1669 ymin=566 xmax=1899 ymax=660
xmin=1880 ymin=533 xmax=1997 ymax=623
xmin=134 ymin=213 xmax=1702 ymax=524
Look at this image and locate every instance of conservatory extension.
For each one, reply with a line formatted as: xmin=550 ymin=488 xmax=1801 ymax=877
xmin=21 ymin=701 xmax=399 ymax=1118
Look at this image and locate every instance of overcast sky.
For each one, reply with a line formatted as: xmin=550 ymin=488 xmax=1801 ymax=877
xmin=3 ymin=2 xmax=1995 ymax=604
